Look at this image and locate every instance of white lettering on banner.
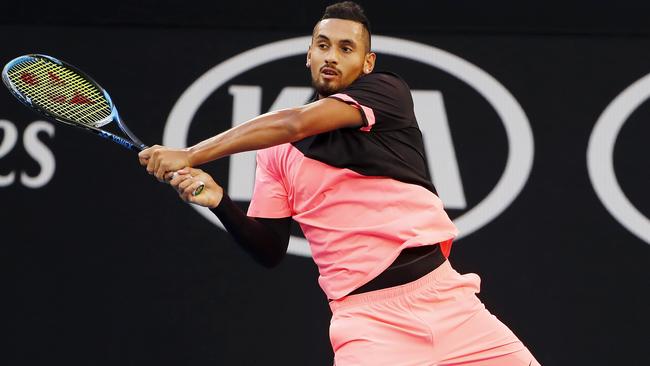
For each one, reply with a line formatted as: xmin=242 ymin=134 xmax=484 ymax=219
xmin=165 ymin=36 xmax=534 ymax=257
xmin=0 ymin=119 xmax=55 ymax=188
xmin=587 ymin=73 xmax=650 ymax=245
xmin=21 ymin=121 xmax=56 ymax=188
xmin=412 ymin=90 xmax=466 ymax=209
xmin=227 ymin=85 xmax=313 ymax=200
xmin=0 ymin=119 xmax=18 ymax=186
xmin=227 ymin=85 xmax=260 ymax=201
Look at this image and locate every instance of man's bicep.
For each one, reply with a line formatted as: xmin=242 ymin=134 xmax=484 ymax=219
xmin=296 ymin=97 xmax=364 ymax=136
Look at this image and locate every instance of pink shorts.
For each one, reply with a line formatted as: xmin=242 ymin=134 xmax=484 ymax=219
xmin=328 ymin=260 xmax=540 ymax=366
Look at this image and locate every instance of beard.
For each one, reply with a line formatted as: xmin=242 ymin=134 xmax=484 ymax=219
xmin=311 ymin=77 xmax=341 ymax=97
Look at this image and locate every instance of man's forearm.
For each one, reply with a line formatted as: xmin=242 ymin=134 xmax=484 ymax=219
xmin=187 ymin=108 xmax=306 ymax=166
xmin=210 ymin=193 xmax=291 ymax=268
xmin=183 ymin=97 xmax=363 ymax=166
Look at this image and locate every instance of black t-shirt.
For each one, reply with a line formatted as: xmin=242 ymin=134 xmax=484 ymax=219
xmin=292 ymin=71 xmax=436 ymax=194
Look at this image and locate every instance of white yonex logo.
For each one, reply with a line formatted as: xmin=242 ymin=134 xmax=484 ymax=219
xmin=588 ymin=73 xmax=650 ymax=245
xmin=164 ymin=36 xmax=534 ymax=257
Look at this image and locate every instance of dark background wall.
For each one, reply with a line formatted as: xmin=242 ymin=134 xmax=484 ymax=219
xmin=7 ymin=0 xmax=650 ymax=35
xmin=2 ymin=1 xmax=649 ymax=365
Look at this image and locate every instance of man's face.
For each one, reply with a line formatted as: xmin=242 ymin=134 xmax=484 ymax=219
xmin=308 ymin=19 xmax=375 ymax=98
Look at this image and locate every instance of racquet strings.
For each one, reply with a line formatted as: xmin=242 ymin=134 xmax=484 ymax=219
xmin=5 ymin=56 xmax=112 ymax=128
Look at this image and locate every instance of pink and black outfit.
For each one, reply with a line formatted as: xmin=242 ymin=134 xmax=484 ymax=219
xmin=213 ymin=72 xmax=540 ymax=365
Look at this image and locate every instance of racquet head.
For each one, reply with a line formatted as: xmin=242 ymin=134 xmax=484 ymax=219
xmin=2 ymin=54 xmax=115 ymax=129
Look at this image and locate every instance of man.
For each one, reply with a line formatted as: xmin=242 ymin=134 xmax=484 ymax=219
xmin=139 ymin=2 xmax=540 ymax=365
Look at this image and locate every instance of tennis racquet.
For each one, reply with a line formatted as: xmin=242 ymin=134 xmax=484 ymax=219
xmin=2 ymin=54 xmax=203 ymax=195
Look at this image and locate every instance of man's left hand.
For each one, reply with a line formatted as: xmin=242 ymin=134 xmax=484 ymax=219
xmin=138 ymin=145 xmax=192 ymax=182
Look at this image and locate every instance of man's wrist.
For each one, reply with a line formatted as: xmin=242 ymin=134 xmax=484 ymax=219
xmin=185 ymin=146 xmax=197 ymax=167
xmin=209 ymin=190 xmax=231 ymax=212
xmin=209 ymin=189 xmax=224 ymax=209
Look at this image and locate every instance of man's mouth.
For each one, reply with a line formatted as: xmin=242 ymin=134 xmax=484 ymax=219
xmin=321 ymin=67 xmax=339 ymax=80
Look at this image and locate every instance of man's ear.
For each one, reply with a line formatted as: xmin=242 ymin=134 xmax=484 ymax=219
xmin=306 ymin=48 xmax=312 ymax=68
xmin=363 ymin=52 xmax=376 ymax=74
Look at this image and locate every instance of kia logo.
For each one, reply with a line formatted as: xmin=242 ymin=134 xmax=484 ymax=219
xmin=164 ymin=36 xmax=534 ymax=257
xmin=588 ymin=73 xmax=650 ymax=245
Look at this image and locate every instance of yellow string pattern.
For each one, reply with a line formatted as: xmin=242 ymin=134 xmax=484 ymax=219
xmin=6 ymin=57 xmax=111 ymax=127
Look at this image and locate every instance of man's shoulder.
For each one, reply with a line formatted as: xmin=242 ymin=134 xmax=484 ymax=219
xmin=354 ymin=71 xmax=409 ymax=88
xmin=347 ymin=71 xmax=412 ymax=98
xmin=366 ymin=70 xmax=407 ymax=81
xmin=255 ymin=143 xmax=295 ymax=174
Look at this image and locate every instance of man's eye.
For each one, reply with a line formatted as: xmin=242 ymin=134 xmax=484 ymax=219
xmin=318 ymin=44 xmax=328 ymax=49
xmin=342 ymin=47 xmax=352 ymax=52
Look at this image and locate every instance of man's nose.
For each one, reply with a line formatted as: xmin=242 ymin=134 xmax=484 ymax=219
xmin=324 ymin=48 xmax=339 ymax=64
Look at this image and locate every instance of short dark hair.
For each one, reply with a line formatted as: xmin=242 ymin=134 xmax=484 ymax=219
xmin=319 ymin=1 xmax=371 ymax=51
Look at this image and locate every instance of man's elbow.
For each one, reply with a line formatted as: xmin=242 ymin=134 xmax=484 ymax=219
xmin=256 ymin=252 xmax=285 ymax=268
xmin=282 ymin=109 xmax=311 ymax=141
xmin=249 ymin=241 xmax=287 ymax=269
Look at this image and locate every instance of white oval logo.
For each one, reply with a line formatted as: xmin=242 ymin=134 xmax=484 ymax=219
xmin=587 ymin=73 xmax=650 ymax=244
xmin=164 ymin=36 xmax=534 ymax=257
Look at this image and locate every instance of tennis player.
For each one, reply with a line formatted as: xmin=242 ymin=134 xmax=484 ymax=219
xmin=139 ymin=2 xmax=540 ymax=365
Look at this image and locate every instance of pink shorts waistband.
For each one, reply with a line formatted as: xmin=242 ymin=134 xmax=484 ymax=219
xmin=329 ymin=259 xmax=454 ymax=313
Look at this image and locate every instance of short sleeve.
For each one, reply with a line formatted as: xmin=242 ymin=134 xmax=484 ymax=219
xmin=328 ymin=72 xmax=416 ymax=132
xmin=247 ymin=149 xmax=292 ymax=218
